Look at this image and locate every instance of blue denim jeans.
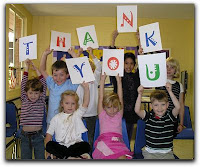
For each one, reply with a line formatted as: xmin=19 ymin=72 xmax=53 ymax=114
xmin=20 ymin=130 xmax=45 ymax=159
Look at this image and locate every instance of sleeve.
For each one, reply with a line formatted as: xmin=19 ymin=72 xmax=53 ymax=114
xmin=46 ymin=115 xmax=57 ymax=136
xmin=46 ymin=76 xmax=53 ymax=90
xmin=93 ymin=57 xmax=102 ymax=84
xmin=76 ymin=85 xmax=83 ymax=106
xmin=167 ymin=110 xmax=177 ymax=122
xmin=39 ymin=75 xmax=47 ymax=102
xmin=75 ymin=105 xmax=88 ymax=117
xmin=179 ymin=82 xmax=184 ymax=93
xmin=142 ymin=110 xmax=150 ymax=122
xmin=21 ymin=72 xmax=28 ymax=102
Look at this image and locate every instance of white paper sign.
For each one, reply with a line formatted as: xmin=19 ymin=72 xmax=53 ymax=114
xmin=117 ymin=5 xmax=137 ymax=33
xmin=19 ymin=34 xmax=37 ymax=62
xmin=76 ymin=25 xmax=99 ymax=50
xmin=66 ymin=57 xmax=95 ymax=84
xmin=50 ymin=30 xmax=71 ymax=52
xmin=139 ymin=22 xmax=162 ymax=53
xmin=138 ymin=53 xmax=167 ymax=87
xmin=102 ymin=49 xmax=124 ymax=77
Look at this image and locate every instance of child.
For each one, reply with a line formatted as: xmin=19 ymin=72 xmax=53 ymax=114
xmin=92 ymin=73 xmax=133 ymax=159
xmin=39 ymin=47 xmax=79 ymax=126
xmin=109 ymin=30 xmax=140 ymax=143
xmin=135 ymin=83 xmax=180 ymax=159
xmin=76 ymin=47 xmax=102 ymax=149
xmin=20 ymin=59 xmax=47 ymax=159
xmin=45 ymin=82 xmax=91 ymax=159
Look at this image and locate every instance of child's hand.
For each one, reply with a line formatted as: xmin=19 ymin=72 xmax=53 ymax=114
xmin=44 ymin=46 xmax=53 ymax=56
xmin=115 ymin=73 xmax=121 ymax=82
xmin=112 ymin=30 xmax=119 ymax=40
xmin=137 ymin=85 xmax=144 ymax=95
xmin=77 ymin=47 xmax=83 ymax=57
xmin=165 ymin=82 xmax=172 ymax=92
xmin=81 ymin=81 xmax=89 ymax=90
xmin=25 ymin=58 xmax=31 ymax=68
xmin=87 ymin=47 xmax=93 ymax=55
xmin=138 ymin=46 xmax=144 ymax=55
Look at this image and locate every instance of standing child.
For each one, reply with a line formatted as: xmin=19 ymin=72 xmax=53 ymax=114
xmin=45 ymin=82 xmax=91 ymax=159
xmin=39 ymin=47 xmax=79 ymax=126
xmin=92 ymin=73 xmax=133 ymax=159
xmin=20 ymin=59 xmax=47 ymax=159
xmin=109 ymin=30 xmax=140 ymax=143
xmin=135 ymin=83 xmax=180 ymax=159
xmin=76 ymin=47 xmax=102 ymax=149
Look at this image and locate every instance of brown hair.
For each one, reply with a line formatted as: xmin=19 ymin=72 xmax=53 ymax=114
xmin=25 ymin=78 xmax=43 ymax=92
xmin=103 ymin=91 xmax=122 ymax=110
xmin=166 ymin=57 xmax=180 ymax=78
xmin=59 ymin=90 xmax=79 ymax=113
xmin=150 ymin=90 xmax=168 ymax=103
xmin=51 ymin=60 xmax=68 ymax=74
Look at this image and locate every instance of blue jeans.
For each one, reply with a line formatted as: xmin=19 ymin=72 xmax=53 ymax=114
xmin=20 ymin=131 xmax=45 ymax=159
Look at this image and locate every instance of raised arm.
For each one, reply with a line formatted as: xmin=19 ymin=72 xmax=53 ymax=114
xmin=166 ymin=82 xmax=181 ymax=117
xmin=110 ymin=30 xmax=119 ymax=48
xmin=81 ymin=82 xmax=90 ymax=108
xmin=39 ymin=47 xmax=53 ymax=79
xmin=115 ymin=74 xmax=123 ymax=115
xmin=135 ymin=85 xmax=146 ymax=119
xmin=98 ymin=73 xmax=107 ymax=115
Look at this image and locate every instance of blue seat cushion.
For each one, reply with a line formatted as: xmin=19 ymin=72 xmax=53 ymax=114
xmin=175 ymin=128 xmax=194 ymax=139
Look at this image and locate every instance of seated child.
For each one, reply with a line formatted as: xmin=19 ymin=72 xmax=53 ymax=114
xmin=135 ymin=83 xmax=180 ymax=159
xmin=45 ymin=82 xmax=91 ymax=159
xmin=92 ymin=73 xmax=133 ymax=159
xmin=20 ymin=59 xmax=47 ymax=159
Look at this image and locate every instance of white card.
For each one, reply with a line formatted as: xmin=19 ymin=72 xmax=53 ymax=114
xmin=102 ymin=49 xmax=124 ymax=77
xmin=19 ymin=34 xmax=37 ymax=62
xmin=139 ymin=22 xmax=162 ymax=53
xmin=76 ymin=25 xmax=99 ymax=50
xmin=138 ymin=53 xmax=167 ymax=87
xmin=50 ymin=30 xmax=71 ymax=52
xmin=117 ymin=5 xmax=137 ymax=33
xmin=66 ymin=57 xmax=95 ymax=84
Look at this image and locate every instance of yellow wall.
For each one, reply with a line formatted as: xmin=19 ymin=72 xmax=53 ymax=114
xmin=6 ymin=4 xmax=33 ymax=100
xmin=6 ymin=6 xmax=194 ymax=126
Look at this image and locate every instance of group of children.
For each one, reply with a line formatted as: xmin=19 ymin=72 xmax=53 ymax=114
xmin=19 ymin=30 xmax=184 ymax=160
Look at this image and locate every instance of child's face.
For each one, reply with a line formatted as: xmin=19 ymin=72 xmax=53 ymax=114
xmin=26 ymin=89 xmax=42 ymax=103
xmin=150 ymin=100 xmax=169 ymax=118
xmin=124 ymin=57 xmax=135 ymax=73
xmin=61 ymin=95 xmax=77 ymax=114
xmin=52 ymin=69 xmax=69 ymax=86
xmin=104 ymin=102 xmax=119 ymax=117
xmin=166 ymin=63 xmax=176 ymax=79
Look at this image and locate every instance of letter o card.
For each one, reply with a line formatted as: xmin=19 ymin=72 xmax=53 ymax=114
xmin=102 ymin=49 xmax=124 ymax=77
xmin=138 ymin=53 xmax=167 ymax=87
xmin=139 ymin=22 xmax=162 ymax=53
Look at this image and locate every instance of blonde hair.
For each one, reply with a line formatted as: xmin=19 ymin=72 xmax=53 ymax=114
xmin=88 ymin=58 xmax=96 ymax=72
xmin=166 ymin=57 xmax=180 ymax=78
xmin=150 ymin=90 xmax=168 ymax=103
xmin=59 ymin=90 xmax=79 ymax=113
xmin=103 ymin=91 xmax=122 ymax=111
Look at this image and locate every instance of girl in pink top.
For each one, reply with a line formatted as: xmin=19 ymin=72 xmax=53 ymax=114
xmin=92 ymin=73 xmax=133 ymax=159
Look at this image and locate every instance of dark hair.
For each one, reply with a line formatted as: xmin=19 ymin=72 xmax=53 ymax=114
xmin=150 ymin=90 xmax=168 ymax=103
xmin=51 ymin=60 xmax=68 ymax=74
xmin=25 ymin=78 xmax=43 ymax=92
xmin=124 ymin=52 xmax=136 ymax=66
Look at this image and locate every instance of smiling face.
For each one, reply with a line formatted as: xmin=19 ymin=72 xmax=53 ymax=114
xmin=124 ymin=57 xmax=135 ymax=73
xmin=150 ymin=100 xmax=169 ymax=118
xmin=61 ymin=95 xmax=77 ymax=114
xmin=26 ymin=89 xmax=42 ymax=103
xmin=52 ymin=69 xmax=69 ymax=86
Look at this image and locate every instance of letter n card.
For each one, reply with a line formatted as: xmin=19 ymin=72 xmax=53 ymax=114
xmin=66 ymin=57 xmax=95 ymax=84
xmin=139 ymin=22 xmax=162 ymax=53
xmin=102 ymin=49 xmax=124 ymax=77
xmin=117 ymin=5 xmax=137 ymax=33
xmin=138 ymin=53 xmax=167 ymax=87
xmin=19 ymin=34 xmax=37 ymax=62
xmin=76 ymin=25 xmax=99 ymax=50
xmin=50 ymin=30 xmax=71 ymax=52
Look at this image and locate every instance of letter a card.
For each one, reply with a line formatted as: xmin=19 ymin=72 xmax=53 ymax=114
xmin=138 ymin=53 xmax=167 ymax=87
xmin=50 ymin=30 xmax=71 ymax=52
xmin=66 ymin=57 xmax=95 ymax=84
xmin=102 ymin=49 xmax=124 ymax=77
xmin=19 ymin=34 xmax=37 ymax=62
xmin=139 ymin=22 xmax=162 ymax=53
xmin=76 ymin=25 xmax=99 ymax=50
xmin=117 ymin=5 xmax=137 ymax=33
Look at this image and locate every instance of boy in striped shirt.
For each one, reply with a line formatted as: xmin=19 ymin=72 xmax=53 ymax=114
xmin=135 ymin=82 xmax=180 ymax=159
xmin=20 ymin=59 xmax=47 ymax=159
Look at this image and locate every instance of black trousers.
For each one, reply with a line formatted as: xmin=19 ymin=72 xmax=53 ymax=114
xmin=46 ymin=141 xmax=91 ymax=159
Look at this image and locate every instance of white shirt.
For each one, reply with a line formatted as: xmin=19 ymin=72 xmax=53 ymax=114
xmin=167 ymin=79 xmax=184 ymax=93
xmin=76 ymin=57 xmax=102 ymax=117
xmin=47 ymin=106 xmax=88 ymax=147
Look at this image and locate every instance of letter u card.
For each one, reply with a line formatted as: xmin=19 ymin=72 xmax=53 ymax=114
xmin=66 ymin=57 xmax=95 ymax=84
xmin=138 ymin=53 xmax=167 ymax=87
